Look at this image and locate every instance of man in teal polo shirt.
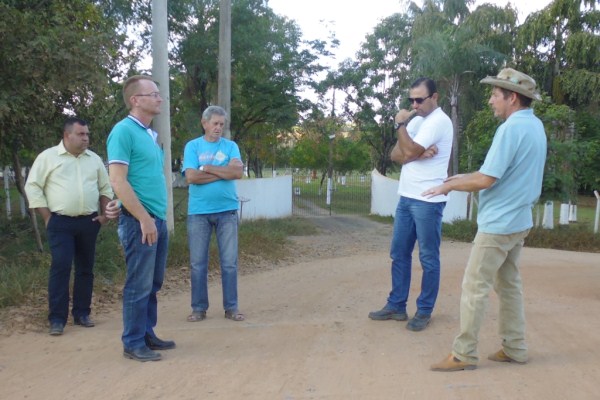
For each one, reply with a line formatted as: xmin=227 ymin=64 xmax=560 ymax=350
xmin=107 ymin=75 xmax=175 ymax=362
xmin=424 ymin=68 xmax=547 ymax=371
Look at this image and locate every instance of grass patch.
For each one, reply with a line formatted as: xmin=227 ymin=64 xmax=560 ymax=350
xmin=442 ymin=219 xmax=600 ymax=253
xmin=442 ymin=219 xmax=479 ymax=242
xmin=0 ymin=252 xmax=49 ymax=308
xmin=526 ymin=224 xmax=600 ymax=252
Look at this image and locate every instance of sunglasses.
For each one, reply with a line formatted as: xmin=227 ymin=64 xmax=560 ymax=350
xmin=408 ymin=94 xmax=433 ymax=104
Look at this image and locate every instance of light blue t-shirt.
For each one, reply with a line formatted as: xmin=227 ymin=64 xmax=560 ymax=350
xmin=478 ymin=109 xmax=547 ymax=234
xmin=107 ymin=116 xmax=167 ymax=220
xmin=183 ymin=136 xmax=242 ymax=215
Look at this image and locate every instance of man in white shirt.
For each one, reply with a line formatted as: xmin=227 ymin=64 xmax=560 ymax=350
xmin=368 ymin=78 xmax=453 ymax=331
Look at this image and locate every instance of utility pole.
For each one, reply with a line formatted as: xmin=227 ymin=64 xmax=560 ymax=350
xmin=152 ymin=0 xmax=174 ymax=234
xmin=326 ymin=133 xmax=335 ymax=215
xmin=218 ymin=0 xmax=232 ymax=139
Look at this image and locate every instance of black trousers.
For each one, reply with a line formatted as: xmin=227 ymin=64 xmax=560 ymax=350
xmin=46 ymin=213 xmax=100 ymax=324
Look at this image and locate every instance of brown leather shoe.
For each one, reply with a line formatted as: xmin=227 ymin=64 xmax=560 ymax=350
xmin=487 ymin=349 xmax=526 ymax=364
xmin=431 ymin=354 xmax=477 ymax=372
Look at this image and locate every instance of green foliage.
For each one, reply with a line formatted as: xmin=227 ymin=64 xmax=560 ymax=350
xmin=535 ymin=101 xmax=581 ymax=202
xmin=459 ymin=97 xmax=498 ymax=172
xmin=0 ymin=0 xmax=124 ymax=166
xmin=573 ymin=111 xmax=600 ymax=192
xmin=290 ymin=136 xmax=328 ymax=170
xmin=333 ymin=138 xmax=372 ymax=174
xmin=516 ymin=0 xmax=600 ymax=107
xmin=330 ymin=13 xmax=414 ymax=175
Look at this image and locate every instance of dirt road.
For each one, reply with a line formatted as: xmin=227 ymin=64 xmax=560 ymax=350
xmin=1 ymin=216 xmax=599 ymax=399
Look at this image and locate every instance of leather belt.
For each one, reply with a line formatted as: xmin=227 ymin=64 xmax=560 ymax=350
xmin=121 ymin=207 xmax=156 ymax=219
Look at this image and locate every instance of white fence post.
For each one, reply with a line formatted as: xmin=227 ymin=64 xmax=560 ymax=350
xmin=542 ymin=201 xmax=554 ymax=229
xmin=568 ymin=203 xmax=577 ymax=222
xmin=594 ymin=191 xmax=600 ymax=234
xmin=559 ymin=203 xmax=570 ymax=225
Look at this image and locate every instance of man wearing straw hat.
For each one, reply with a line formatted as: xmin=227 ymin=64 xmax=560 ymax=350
xmin=423 ymin=68 xmax=547 ymax=371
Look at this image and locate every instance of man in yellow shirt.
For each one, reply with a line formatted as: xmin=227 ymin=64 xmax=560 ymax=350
xmin=25 ymin=117 xmax=118 ymax=336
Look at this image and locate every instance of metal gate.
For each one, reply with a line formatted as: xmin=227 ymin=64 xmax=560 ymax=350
xmin=292 ymin=170 xmax=371 ymax=216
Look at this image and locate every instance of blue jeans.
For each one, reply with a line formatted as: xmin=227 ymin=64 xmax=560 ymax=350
xmin=118 ymin=214 xmax=168 ymax=350
xmin=187 ymin=211 xmax=239 ymax=313
xmin=387 ymin=197 xmax=445 ymax=316
xmin=46 ymin=213 xmax=101 ymax=324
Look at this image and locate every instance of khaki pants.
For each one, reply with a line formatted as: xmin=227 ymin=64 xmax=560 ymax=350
xmin=452 ymin=230 xmax=530 ymax=364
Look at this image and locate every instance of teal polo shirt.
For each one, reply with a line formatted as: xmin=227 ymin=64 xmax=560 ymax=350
xmin=107 ymin=116 xmax=167 ymax=220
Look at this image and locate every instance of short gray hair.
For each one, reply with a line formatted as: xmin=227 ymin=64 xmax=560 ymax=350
xmin=202 ymin=105 xmax=227 ymax=121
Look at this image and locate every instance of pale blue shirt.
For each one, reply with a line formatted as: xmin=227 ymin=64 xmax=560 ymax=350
xmin=478 ymin=109 xmax=547 ymax=234
xmin=183 ymin=136 xmax=242 ymax=215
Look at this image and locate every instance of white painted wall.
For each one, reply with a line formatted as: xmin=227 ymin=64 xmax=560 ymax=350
xmin=236 ymin=176 xmax=293 ymax=221
xmin=370 ymin=169 xmax=468 ymax=223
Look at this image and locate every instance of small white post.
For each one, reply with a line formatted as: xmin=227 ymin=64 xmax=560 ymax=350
xmin=568 ymin=203 xmax=577 ymax=222
xmin=594 ymin=191 xmax=600 ymax=234
xmin=559 ymin=203 xmax=569 ymax=225
xmin=542 ymin=201 xmax=554 ymax=229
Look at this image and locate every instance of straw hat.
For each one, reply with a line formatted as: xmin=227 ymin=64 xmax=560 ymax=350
xmin=480 ymin=68 xmax=542 ymax=101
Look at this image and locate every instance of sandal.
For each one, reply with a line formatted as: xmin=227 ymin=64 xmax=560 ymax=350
xmin=224 ymin=310 xmax=245 ymax=322
xmin=187 ymin=311 xmax=206 ymax=322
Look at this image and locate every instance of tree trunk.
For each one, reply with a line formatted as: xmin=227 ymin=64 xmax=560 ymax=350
xmin=12 ymin=152 xmax=44 ymax=252
xmin=449 ymin=76 xmax=460 ymax=176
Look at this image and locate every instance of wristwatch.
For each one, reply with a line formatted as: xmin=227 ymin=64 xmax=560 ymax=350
xmin=394 ymin=121 xmax=406 ymax=130
xmin=199 ymin=165 xmax=205 ymax=172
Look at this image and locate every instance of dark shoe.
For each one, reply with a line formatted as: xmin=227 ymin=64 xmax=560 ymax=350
xmin=431 ymin=354 xmax=477 ymax=372
xmin=145 ymin=334 xmax=176 ymax=350
xmin=406 ymin=314 xmax=431 ymax=331
xmin=49 ymin=322 xmax=64 ymax=336
xmin=368 ymin=307 xmax=408 ymax=321
xmin=123 ymin=346 xmax=162 ymax=362
xmin=488 ymin=349 xmax=527 ymax=364
xmin=73 ymin=315 xmax=95 ymax=327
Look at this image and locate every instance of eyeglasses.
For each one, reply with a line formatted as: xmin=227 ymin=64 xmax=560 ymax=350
xmin=408 ymin=94 xmax=433 ymax=104
xmin=134 ymin=92 xmax=162 ymax=99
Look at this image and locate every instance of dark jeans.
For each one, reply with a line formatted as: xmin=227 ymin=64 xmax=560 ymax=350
xmin=387 ymin=197 xmax=446 ymax=316
xmin=46 ymin=213 xmax=101 ymax=324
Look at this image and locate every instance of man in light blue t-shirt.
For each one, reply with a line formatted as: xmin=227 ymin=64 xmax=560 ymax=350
xmin=425 ymin=68 xmax=547 ymax=372
xmin=182 ymin=106 xmax=244 ymax=323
